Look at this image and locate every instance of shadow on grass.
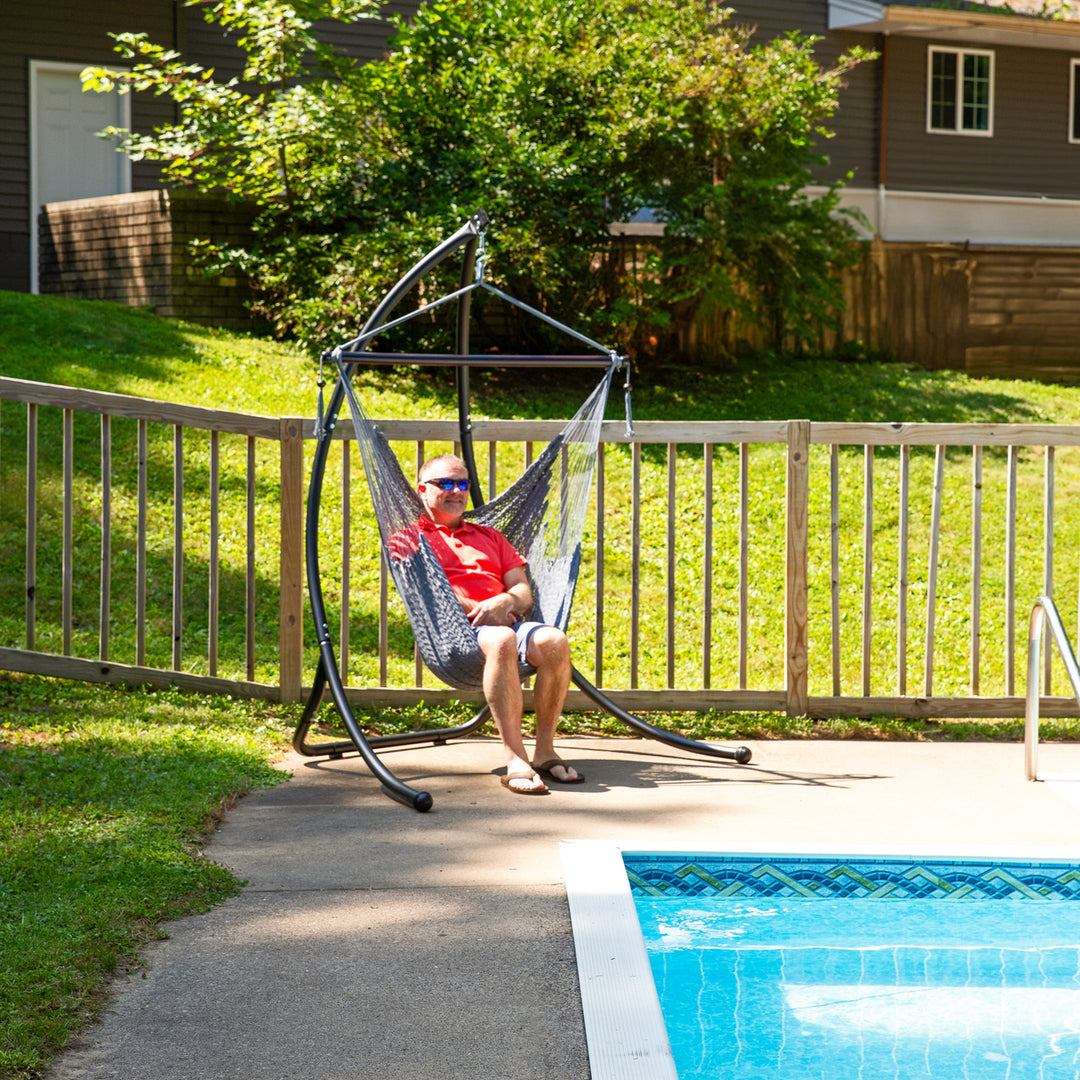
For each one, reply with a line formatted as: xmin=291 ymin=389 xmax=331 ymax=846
xmin=1 ymin=291 xmax=221 ymax=394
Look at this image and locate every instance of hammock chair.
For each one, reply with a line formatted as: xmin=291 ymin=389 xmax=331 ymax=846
xmin=293 ymin=211 xmax=752 ymax=811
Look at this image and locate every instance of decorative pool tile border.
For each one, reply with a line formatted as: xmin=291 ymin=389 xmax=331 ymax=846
xmin=623 ymin=853 xmax=1080 ymax=901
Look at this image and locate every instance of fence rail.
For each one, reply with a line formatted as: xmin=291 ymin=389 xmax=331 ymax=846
xmin=4 ymin=374 xmax=1080 ymax=721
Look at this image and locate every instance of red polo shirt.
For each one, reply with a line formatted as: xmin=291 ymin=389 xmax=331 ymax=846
xmin=413 ymin=517 xmax=527 ymax=605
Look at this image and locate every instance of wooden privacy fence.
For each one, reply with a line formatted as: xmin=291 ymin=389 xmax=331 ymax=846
xmin=4 ymin=374 xmax=1080 ymax=720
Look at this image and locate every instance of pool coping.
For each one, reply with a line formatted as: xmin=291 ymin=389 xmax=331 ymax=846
xmin=560 ymin=840 xmax=679 ymax=1080
xmin=561 ymin=839 xmax=1080 ymax=1080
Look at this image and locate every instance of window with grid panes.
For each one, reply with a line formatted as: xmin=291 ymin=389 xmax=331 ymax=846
xmin=927 ymin=46 xmax=993 ymax=135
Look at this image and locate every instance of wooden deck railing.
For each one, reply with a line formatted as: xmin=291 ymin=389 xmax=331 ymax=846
xmin=0 ymin=377 xmax=301 ymax=701
xmin=4 ymin=374 xmax=1080 ymax=720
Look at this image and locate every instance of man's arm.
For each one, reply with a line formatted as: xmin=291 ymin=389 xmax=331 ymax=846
xmin=466 ymin=565 xmax=532 ymax=626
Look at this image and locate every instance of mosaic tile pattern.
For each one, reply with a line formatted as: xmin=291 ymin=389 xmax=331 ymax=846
xmin=624 ymin=853 xmax=1080 ymax=901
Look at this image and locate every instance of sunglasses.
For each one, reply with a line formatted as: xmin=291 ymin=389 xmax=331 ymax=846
xmin=424 ymin=477 xmax=469 ymax=492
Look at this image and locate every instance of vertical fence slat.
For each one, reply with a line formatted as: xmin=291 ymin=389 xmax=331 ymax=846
xmin=631 ymin=440 xmax=641 ymax=690
xmin=278 ymin=420 xmax=304 ymax=702
xmin=1044 ymin=444 xmax=1055 ymax=693
xmin=702 ymin=444 xmax=713 ymax=690
xmin=136 ymin=418 xmax=147 ymax=667
xmin=862 ymin=445 xmax=873 ymax=696
xmin=595 ymin=442 xmax=605 ymax=687
xmin=246 ymin=435 xmax=256 ymax=682
xmin=99 ymin=414 xmax=111 ymax=662
xmin=209 ymin=430 xmax=219 ymax=678
xmin=786 ymin=421 xmax=810 ymax=716
xmin=830 ymin=444 xmax=841 ymax=695
xmin=1006 ymin=444 xmax=1018 ymax=696
xmin=25 ymin=403 xmax=37 ymax=651
xmin=63 ymin=408 xmax=73 ymax=656
xmin=924 ymin=444 xmax=945 ymax=697
xmin=666 ymin=442 xmax=676 ymax=689
xmin=738 ymin=442 xmax=749 ymax=690
xmin=379 ymin=550 xmax=389 ymax=688
xmin=488 ymin=440 xmax=497 ymax=499
xmin=970 ymin=446 xmax=983 ymax=695
xmin=340 ymin=438 xmax=351 ymax=685
xmin=172 ymin=424 xmax=184 ymax=671
xmin=898 ymin=445 xmax=910 ymax=696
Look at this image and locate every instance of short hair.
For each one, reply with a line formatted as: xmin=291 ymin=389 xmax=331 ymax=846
xmin=418 ymin=453 xmax=465 ymax=482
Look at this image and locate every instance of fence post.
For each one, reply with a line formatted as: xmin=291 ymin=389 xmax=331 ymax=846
xmin=279 ymin=418 xmax=305 ymax=703
xmin=786 ymin=420 xmax=811 ymax=716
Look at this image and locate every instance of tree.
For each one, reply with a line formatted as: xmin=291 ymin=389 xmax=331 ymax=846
xmin=84 ymin=0 xmax=872 ymax=359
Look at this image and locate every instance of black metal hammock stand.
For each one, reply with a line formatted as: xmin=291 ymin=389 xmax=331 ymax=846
xmin=293 ymin=211 xmax=752 ymax=812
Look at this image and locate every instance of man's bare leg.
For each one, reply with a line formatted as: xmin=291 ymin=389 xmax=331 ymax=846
xmin=479 ymin=628 xmax=545 ymax=793
xmin=527 ymin=627 xmax=579 ymax=782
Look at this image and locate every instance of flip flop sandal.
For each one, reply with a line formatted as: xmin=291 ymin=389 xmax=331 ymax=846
xmin=500 ymin=770 xmax=548 ymax=795
xmin=532 ymin=758 xmax=585 ymax=784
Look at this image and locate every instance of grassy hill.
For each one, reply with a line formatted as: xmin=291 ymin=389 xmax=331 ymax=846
xmin=7 ymin=289 xmax=1080 ymax=425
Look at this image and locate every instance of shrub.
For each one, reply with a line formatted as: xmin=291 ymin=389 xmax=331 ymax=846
xmin=84 ymin=0 xmax=872 ymax=358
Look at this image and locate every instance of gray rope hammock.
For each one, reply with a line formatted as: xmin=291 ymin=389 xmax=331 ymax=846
xmin=338 ymin=360 xmax=615 ymax=690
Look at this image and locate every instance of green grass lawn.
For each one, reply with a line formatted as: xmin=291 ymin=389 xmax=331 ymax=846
xmin=7 ymin=290 xmax=1080 ymax=1078
xmin=0 ymin=673 xmax=289 ymax=1079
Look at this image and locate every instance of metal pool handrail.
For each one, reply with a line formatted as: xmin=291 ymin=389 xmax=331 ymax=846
xmin=1025 ymin=595 xmax=1080 ymax=780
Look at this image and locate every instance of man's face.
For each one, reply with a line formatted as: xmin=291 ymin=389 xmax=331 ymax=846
xmin=418 ymin=459 xmax=469 ymax=526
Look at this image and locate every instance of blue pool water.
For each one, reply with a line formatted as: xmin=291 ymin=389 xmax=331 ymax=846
xmin=626 ymin=853 xmax=1080 ymax=1080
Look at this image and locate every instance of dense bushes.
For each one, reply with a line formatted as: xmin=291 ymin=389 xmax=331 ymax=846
xmin=85 ymin=0 xmax=872 ymax=359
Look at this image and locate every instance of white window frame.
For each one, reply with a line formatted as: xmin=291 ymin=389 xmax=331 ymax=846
xmin=1070 ymin=58 xmax=1080 ymax=144
xmin=926 ymin=45 xmax=995 ymax=138
xmin=28 ymin=59 xmax=131 ymax=293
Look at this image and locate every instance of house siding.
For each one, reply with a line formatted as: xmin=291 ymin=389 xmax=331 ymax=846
xmin=734 ymin=0 xmax=880 ymax=188
xmin=179 ymin=2 xmax=415 ymax=80
xmin=884 ymin=35 xmax=1080 ymax=199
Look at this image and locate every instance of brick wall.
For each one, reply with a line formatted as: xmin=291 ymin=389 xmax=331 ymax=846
xmin=38 ymin=189 xmax=257 ymax=330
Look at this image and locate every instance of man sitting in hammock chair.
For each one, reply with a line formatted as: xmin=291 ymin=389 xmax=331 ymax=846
xmin=392 ymin=453 xmax=584 ymax=795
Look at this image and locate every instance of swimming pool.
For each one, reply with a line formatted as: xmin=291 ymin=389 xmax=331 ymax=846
xmin=561 ymin=842 xmax=1080 ymax=1080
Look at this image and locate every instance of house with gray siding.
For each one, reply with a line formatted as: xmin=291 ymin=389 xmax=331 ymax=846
xmin=737 ymin=0 xmax=1080 ymax=373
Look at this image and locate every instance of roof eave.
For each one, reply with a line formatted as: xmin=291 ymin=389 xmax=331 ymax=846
xmin=829 ymin=0 xmax=1080 ymax=49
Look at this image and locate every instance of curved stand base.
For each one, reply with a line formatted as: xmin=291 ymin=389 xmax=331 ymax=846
xmin=293 ymin=655 xmax=493 ymax=811
xmin=289 ymin=660 xmax=752 ymax=814
xmin=293 ymin=652 xmax=437 ymax=812
xmin=570 ymin=668 xmax=753 ymax=764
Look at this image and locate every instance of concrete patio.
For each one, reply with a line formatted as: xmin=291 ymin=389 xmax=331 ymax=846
xmin=45 ymin=734 xmax=1080 ymax=1080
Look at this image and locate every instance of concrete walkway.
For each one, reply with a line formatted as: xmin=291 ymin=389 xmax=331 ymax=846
xmin=45 ymin=735 xmax=1080 ymax=1080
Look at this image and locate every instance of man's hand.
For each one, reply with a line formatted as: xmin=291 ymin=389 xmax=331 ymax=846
xmin=466 ymin=592 xmax=518 ymax=627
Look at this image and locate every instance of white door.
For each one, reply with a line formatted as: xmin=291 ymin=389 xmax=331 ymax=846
xmin=29 ymin=60 xmax=131 ymax=291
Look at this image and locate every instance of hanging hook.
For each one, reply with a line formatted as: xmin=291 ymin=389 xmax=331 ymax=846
xmin=474 ymin=227 xmax=488 ymax=285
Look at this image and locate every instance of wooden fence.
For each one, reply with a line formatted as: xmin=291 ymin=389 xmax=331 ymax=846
xmin=3 ymin=374 xmax=1080 ymax=720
